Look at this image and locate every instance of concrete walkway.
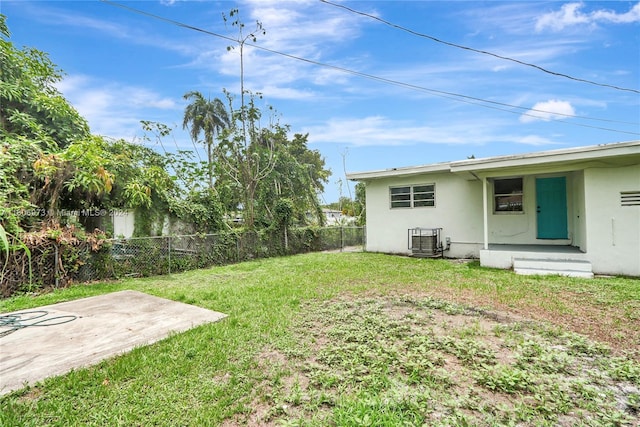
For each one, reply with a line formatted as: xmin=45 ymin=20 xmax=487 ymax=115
xmin=0 ymin=290 xmax=227 ymax=396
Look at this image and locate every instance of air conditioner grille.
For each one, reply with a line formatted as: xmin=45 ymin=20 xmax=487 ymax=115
xmin=621 ymin=191 xmax=640 ymax=207
xmin=408 ymin=227 xmax=443 ymax=258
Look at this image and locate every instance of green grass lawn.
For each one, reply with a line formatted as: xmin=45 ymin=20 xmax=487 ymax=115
xmin=1 ymin=252 xmax=639 ymax=426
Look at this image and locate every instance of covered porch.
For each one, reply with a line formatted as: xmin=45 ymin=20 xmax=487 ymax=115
xmin=471 ymin=165 xmax=590 ymax=277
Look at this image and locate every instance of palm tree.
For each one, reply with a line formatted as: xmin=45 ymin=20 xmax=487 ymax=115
xmin=182 ymin=91 xmax=231 ymax=189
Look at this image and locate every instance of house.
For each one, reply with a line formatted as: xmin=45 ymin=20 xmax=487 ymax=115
xmin=111 ymin=209 xmax=136 ymax=238
xmin=323 ymin=209 xmax=344 ymax=226
xmin=347 ymin=141 xmax=640 ymax=277
xmin=322 ymin=209 xmax=356 ymax=226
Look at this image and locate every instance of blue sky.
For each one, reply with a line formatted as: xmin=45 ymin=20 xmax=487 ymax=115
xmin=3 ymin=0 xmax=639 ymax=203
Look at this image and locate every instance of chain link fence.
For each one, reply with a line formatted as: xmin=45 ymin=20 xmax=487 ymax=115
xmin=1 ymin=227 xmax=365 ymax=296
xmin=1 ymin=239 xmax=99 ymax=297
xmin=106 ymin=226 xmax=365 ymax=278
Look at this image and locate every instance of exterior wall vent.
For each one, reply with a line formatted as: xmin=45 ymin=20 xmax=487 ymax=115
xmin=408 ymin=228 xmax=443 ymax=258
xmin=621 ymin=191 xmax=640 ymax=207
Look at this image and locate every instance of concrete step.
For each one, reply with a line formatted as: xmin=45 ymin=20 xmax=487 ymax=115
xmin=513 ymin=258 xmax=594 ymax=278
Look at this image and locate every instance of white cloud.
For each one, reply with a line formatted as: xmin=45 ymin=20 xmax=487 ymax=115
xmin=189 ymin=1 xmax=366 ymax=96
xmin=519 ymin=100 xmax=576 ymax=123
xmin=303 ymin=116 xmax=528 ymax=147
xmin=592 ymin=3 xmax=640 ymax=24
xmin=304 ymin=116 xmax=448 ymax=147
xmin=514 ymin=135 xmax=560 ymax=146
xmin=254 ymin=85 xmax=316 ymax=100
xmin=24 ymin=3 xmax=197 ymax=56
xmin=55 ymin=75 xmax=181 ymax=140
xmin=535 ymin=2 xmax=640 ymax=32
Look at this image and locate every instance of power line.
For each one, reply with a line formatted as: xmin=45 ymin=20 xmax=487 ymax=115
xmin=320 ymin=0 xmax=640 ymax=95
xmin=99 ymin=0 xmax=639 ymax=136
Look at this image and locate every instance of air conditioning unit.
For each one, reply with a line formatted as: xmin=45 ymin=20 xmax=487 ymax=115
xmin=408 ymin=228 xmax=443 ymax=258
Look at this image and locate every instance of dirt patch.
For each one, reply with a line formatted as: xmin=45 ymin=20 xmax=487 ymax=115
xmin=400 ymin=285 xmax=640 ymax=359
xmin=240 ymin=294 xmax=640 ymax=426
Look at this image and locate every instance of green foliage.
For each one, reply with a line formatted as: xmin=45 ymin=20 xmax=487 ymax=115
xmin=0 ymin=138 xmax=41 ymax=233
xmin=355 ymin=182 xmax=366 ymax=225
xmin=0 ymin=17 xmax=187 ymax=236
xmin=474 ymin=365 xmax=534 ymax=393
xmin=289 ymin=226 xmax=323 ymax=251
xmin=28 ymin=135 xmax=172 ymax=228
xmin=0 ymin=223 xmax=7 ymax=255
xmin=603 ymin=357 xmax=640 ymax=384
xmin=132 ymin=207 xmax=167 ymax=237
xmin=254 ymin=132 xmax=329 ymax=228
xmin=273 ymin=198 xmax=293 ymax=230
xmin=216 ymin=103 xmax=330 ymax=229
xmin=182 ymin=92 xmax=230 ymax=189
xmin=1 ymin=12 xmax=329 ymax=237
xmin=169 ymin=189 xmax=225 ymax=233
xmin=212 ymin=10 xmax=330 ymax=229
xmin=0 ymin=14 xmax=89 ymax=150
xmin=1 ymin=226 xmax=111 ymax=296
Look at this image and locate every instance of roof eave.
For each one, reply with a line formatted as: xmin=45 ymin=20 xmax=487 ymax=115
xmin=346 ymin=162 xmax=451 ymax=181
xmin=450 ymin=141 xmax=640 ymax=173
xmin=346 ymin=141 xmax=640 ymax=181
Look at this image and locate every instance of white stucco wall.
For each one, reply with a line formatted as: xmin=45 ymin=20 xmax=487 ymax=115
xmin=111 ymin=210 xmax=135 ymax=238
xmin=583 ymin=164 xmax=640 ymax=276
xmin=364 ymin=172 xmax=483 ymax=258
xmin=572 ymin=170 xmax=587 ymax=251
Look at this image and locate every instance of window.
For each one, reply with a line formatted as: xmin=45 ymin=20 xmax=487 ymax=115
xmin=390 ymin=184 xmax=435 ymax=208
xmin=390 ymin=186 xmax=411 ymax=208
xmin=494 ymin=178 xmax=523 ymax=212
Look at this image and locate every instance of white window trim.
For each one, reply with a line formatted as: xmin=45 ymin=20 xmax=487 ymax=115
xmin=493 ymin=177 xmax=524 ymax=214
xmin=390 ymin=184 xmax=435 ymax=209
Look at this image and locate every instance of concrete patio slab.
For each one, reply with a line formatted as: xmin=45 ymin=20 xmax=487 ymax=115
xmin=0 ymin=290 xmax=227 ymax=396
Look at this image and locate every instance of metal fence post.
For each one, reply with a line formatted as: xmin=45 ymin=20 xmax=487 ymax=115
xmin=91 ymin=227 xmax=366 ymax=283
xmin=167 ymin=236 xmax=171 ymax=275
xmin=54 ymin=243 xmax=59 ymax=288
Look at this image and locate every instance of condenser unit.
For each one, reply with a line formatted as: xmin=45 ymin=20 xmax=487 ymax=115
xmin=408 ymin=227 xmax=443 ymax=258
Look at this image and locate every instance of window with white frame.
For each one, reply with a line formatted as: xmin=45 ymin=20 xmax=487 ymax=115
xmin=493 ymin=177 xmax=523 ymax=212
xmin=390 ymin=184 xmax=435 ymax=208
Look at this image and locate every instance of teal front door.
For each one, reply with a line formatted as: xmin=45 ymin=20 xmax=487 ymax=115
xmin=536 ymin=177 xmax=568 ymax=239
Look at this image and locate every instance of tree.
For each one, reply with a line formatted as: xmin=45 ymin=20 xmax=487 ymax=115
xmin=215 ymin=92 xmax=279 ymax=228
xmin=180 ymin=9 xmax=331 ymax=229
xmin=138 ymin=121 xmax=226 ymax=234
xmin=0 ymin=139 xmax=42 ymax=233
xmin=1 ymin=14 xmax=91 ymax=233
xmin=273 ymin=197 xmax=293 ymax=250
xmin=223 ymin=8 xmax=265 ymax=143
xmin=354 ymin=182 xmax=366 ymax=225
xmin=253 ymin=132 xmax=329 ymax=227
xmin=1 ymin=15 xmax=224 ymax=236
xmin=182 ymin=91 xmax=230 ymax=189
xmin=0 ymin=15 xmax=89 ymax=151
